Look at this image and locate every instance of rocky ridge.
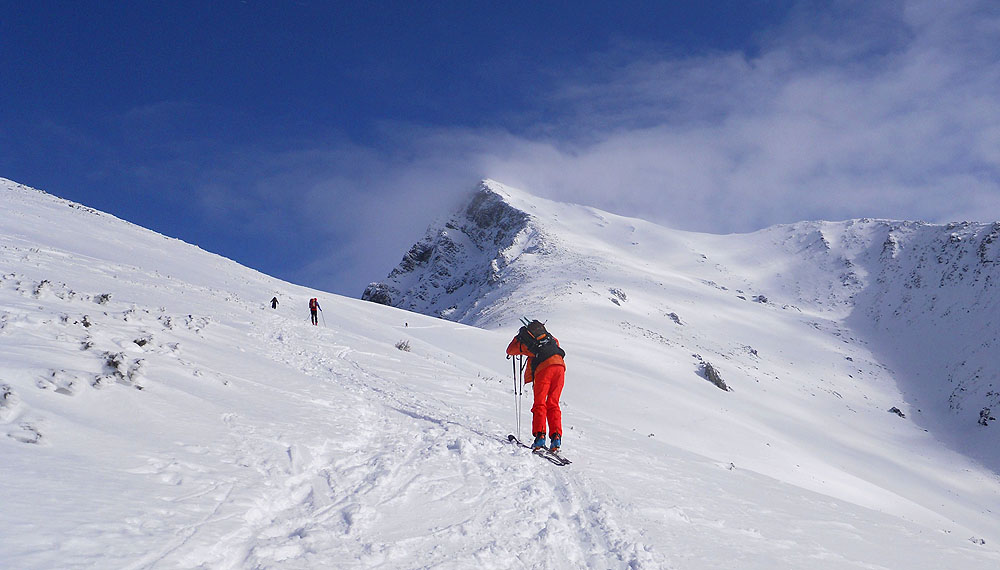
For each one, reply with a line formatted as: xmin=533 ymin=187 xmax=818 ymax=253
xmin=363 ymin=180 xmax=551 ymax=322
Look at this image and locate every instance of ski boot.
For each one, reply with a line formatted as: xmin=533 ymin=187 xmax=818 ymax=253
xmin=531 ymin=432 xmax=547 ymax=450
xmin=549 ymin=433 xmax=561 ymax=453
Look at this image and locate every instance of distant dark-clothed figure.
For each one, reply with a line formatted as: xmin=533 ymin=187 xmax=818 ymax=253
xmin=309 ymin=297 xmax=322 ymax=325
xmin=271 ymin=297 xmax=279 ymax=309
xmin=506 ymin=320 xmax=566 ymax=451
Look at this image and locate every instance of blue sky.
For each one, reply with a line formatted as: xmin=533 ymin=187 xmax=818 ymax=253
xmin=3 ymin=1 xmax=1000 ymax=296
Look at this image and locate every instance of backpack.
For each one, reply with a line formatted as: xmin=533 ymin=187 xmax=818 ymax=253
xmin=309 ymin=298 xmax=318 ymax=310
xmin=517 ymin=319 xmax=566 ymax=374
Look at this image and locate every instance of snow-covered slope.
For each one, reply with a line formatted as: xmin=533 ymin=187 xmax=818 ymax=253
xmin=364 ymin=180 xmax=1000 ymax=559
xmin=3 ymin=177 xmax=1000 ymax=569
xmin=365 ymin=181 xmax=1000 ymax=442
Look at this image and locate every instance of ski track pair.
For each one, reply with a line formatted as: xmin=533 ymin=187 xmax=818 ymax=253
xmin=181 ymin=318 xmax=659 ymax=569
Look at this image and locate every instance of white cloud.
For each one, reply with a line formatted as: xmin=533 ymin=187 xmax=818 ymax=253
xmin=175 ymin=0 xmax=1000 ymax=293
xmin=446 ymin=0 xmax=1000 ymax=232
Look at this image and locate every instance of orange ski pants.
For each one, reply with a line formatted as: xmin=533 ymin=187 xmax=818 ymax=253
xmin=531 ymin=363 xmax=565 ymax=437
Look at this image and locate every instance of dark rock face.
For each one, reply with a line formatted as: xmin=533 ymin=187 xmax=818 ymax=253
xmin=702 ymin=362 xmax=732 ymax=392
xmin=360 ymin=181 xmax=539 ymax=322
xmin=397 ymin=242 xmax=434 ymax=274
xmin=361 ymin=282 xmax=393 ymax=306
xmin=845 ymin=220 xmax=1000 ymax=431
xmin=463 ymin=190 xmax=530 ymax=245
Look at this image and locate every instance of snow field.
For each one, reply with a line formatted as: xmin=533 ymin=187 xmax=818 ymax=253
xmin=0 ymin=238 xmax=660 ymax=568
xmin=2 ymin=179 xmax=1000 ymax=568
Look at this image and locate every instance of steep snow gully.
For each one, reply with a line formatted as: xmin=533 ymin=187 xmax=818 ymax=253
xmin=2 ymin=177 xmax=1000 ymax=569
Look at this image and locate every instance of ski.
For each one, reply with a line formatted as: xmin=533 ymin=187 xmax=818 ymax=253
xmin=542 ymin=448 xmax=572 ymax=466
xmin=506 ymin=434 xmax=572 ymax=466
xmin=550 ymin=448 xmax=572 ymax=465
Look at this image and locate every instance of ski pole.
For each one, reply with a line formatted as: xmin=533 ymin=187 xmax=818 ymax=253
xmin=510 ymin=355 xmax=518 ymax=439
xmin=516 ymin=354 xmax=524 ymax=439
xmin=320 ymin=309 xmax=326 ymax=327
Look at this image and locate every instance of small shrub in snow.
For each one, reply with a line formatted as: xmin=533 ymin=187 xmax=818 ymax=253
xmin=33 ymin=280 xmax=50 ymax=297
xmin=185 ymin=315 xmax=210 ymax=332
xmin=97 ymin=351 xmax=146 ymax=389
xmin=979 ymin=407 xmax=996 ymax=426
xmin=96 ymin=293 xmax=112 ymax=305
xmin=99 ymin=351 xmax=127 ymax=384
xmin=0 ymin=384 xmax=20 ymax=422
xmin=889 ymin=407 xmax=906 ymax=418
xmin=609 ymin=288 xmax=627 ymax=305
xmin=395 ymin=340 xmax=412 ymax=352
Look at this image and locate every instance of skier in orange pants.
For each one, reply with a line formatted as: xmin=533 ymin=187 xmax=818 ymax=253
xmin=506 ymin=320 xmax=566 ymax=451
xmin=530 ymin=363 xmax=565 ymax=445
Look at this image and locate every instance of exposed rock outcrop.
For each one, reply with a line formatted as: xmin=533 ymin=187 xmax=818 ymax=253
xmin=362 ymin=180 xmax=545 ymax=322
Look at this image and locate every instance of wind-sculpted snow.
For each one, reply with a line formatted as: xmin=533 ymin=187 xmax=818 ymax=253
xmin=3 ymin=177 xmax=1000 ymax=569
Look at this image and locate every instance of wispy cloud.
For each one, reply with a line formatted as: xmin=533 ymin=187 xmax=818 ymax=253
xmin=111 ymin=0 xmax=1000 ymax=294
xmin=475 ymin=0 xmax=1000 ymax=231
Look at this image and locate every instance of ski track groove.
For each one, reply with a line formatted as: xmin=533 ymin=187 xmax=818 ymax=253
xmin=178 ymin=317 xmax=669 ymax=569
xmin=122 ymin=482 xmax=238 ymax=570
xmin=0 ymin=273 xmax=663 ymax=568
xmin=0 ymin=274 xmax=661 ymax=569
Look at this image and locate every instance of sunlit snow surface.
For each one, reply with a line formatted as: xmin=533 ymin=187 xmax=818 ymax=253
xmin=1 ymin=178 xmax=998 ymax=569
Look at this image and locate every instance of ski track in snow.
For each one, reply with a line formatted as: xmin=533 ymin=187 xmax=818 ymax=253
xmin=186 ymin=319 xmax=667 ymax=570
xmin=57 ymin=303 xmax=664 ymax=570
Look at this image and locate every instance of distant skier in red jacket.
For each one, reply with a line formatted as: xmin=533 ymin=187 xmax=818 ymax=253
xmin=308 ymin=297 xmax=321 ymax=325
xmin=506 ymin=320 xmax=566 ymax=451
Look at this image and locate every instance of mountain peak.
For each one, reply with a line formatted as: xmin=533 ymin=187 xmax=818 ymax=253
xmin=476 ymin=178 xmax=576 ymax=218
xmin=362 ymin=180 xmax=549 ymax=321
xmin=478 ymin=178 xmax=520 ymax=198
